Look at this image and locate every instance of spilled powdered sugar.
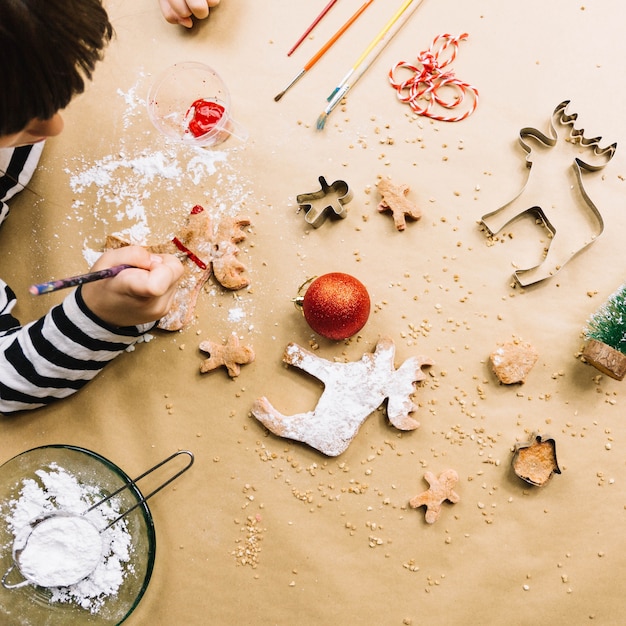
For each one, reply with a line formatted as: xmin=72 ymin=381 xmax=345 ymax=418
xmin=2 ymin=464 xmax=133 ymax=614
xmin=228 ymin=307 xmax=246 ymax=323
xmin=63 ymin=73 xmax=256 ymax=329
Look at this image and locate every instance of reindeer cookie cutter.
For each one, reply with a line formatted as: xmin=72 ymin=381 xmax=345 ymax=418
xmin=480 ymin=100 xmax=617 ymax=287
xmin=296 ymin=176 xmax=353 ymax=228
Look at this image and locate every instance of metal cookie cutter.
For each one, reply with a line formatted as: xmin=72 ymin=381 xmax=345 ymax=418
xmin=296 ymin=176 xmax=353 ymax=228
xmin=480 ymin=100 xmax=617 ymax=287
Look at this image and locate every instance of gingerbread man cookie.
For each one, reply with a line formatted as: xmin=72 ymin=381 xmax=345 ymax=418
xmin=409 ymin=469 xmax=460 ymax=524
xmin=512 ymin=433 xmax=561 ymax=487
xmin=199 ymin=333 xmax=255 ymax=378
xmin=376 ymin=178 xmax=422 ymax=231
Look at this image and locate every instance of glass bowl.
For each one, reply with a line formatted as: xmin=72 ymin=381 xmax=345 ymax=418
xmin=147 ymin=61 xmax=248 ymax=147
xmin=0 ymin=445 xmax=156 ymax=625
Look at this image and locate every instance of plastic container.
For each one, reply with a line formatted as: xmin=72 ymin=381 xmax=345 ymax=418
xmin=147 ymin=62 xmax=248 ymax=147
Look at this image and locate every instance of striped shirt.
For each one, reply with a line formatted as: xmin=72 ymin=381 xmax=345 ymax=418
xmin=0 ymin=144 xmax=153 ymax=413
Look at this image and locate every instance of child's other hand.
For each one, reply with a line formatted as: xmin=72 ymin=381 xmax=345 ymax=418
xmin=81 ymin=246 xmax=184 ymax=328
xmin=159 ymin=0 xmax=221 ymax=28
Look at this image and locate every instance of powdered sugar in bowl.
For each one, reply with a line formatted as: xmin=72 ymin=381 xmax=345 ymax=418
xmin=0 ymin=445 xmax=156 ymax=625
xmin=8 ymin=512 xmax=104 ymax=588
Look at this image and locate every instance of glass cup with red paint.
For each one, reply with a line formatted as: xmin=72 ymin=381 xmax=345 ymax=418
xmin=147 ymin=62 xmax=248 ymax=147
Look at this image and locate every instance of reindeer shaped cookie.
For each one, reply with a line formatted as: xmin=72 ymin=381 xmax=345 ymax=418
xmin=106 ymin=204 xmax=250 ymax=330
xmin=480 ymin=101 xmax=616 ymax=286
xmin=251 ymin=337 xmax=433 ymax=456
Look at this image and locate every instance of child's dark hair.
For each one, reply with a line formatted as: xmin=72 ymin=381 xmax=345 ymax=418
xmin=0 ymin=0 xmax=113 ymax=135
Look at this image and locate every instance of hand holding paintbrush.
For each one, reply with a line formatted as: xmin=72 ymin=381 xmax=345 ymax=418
xmin=31 ymin=246 xmax=184 ymax=328
xmin=29 ymin=264 xmax=135 ymax=295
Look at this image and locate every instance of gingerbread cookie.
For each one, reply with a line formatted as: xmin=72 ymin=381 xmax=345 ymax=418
xmin=489 ymin=339 xmax=538 ymax=384
xmin=106 ymin=204 xmax=250 ymax=331
xmin=512 ymin=433 xmax=560 ymax=487
xmin=199 ymin=333 xmax=255 ymax=378
xmin=251 ymin=336 xmax=433 ymax=456
xmin=376 ymin=178 xmax=422 ymax=231
xmin=409 ymin=469 xmax=460 ymax=524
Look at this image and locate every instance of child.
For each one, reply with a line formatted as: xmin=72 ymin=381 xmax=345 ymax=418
xmin=159 ymin=0 xmax=222 ymax=28
xmin=0 ymin=0 xmax=184 ymax=413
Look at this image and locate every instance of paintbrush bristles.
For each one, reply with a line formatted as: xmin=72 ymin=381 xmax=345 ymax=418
xmin=274 ymin=69 xmax=306 ymax=102
xmin=315 ymin=0 xmax=425 ymax=129
xmin=316 ymin=112 xmax=328 ymax=131
xmin=316 ymin=82 xmax=351 ymax=131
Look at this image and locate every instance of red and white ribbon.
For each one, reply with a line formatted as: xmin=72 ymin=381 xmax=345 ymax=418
xmin=388 ymin=33 xmax=479 ymax=122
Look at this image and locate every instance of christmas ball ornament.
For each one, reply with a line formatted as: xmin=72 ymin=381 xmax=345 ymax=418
xmin=296 ymin=273 xmax=371 ymax=340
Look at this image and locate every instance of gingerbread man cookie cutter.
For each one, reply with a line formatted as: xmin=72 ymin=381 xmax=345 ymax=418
xmin=296 ymin=176 xmax=353 ymax=228
xmin=480 ymin=101 xmax=616 ymax=287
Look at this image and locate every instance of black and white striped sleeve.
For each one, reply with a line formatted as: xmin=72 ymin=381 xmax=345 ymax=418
xmin=0 ymin=143 xmax=44 ymax=224
xmin=0 ymin=282 xmax=155 ymax=414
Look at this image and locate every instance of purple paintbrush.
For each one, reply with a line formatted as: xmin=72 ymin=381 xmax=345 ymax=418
xmin=29 ymin=264 xmax=134 ymax=295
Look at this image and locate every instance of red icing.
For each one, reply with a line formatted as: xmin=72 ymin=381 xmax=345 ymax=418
xmin=191 ymin=204 xmax=204 ymax=214
xmin=186 ymin=99 xmax=225 ymax=138
xmin=172 ymin=237 xmax=208 ymax=270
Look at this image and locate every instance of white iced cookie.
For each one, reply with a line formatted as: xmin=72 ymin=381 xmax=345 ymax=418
xmin=252 ymin=337 xmax=433 ymax=456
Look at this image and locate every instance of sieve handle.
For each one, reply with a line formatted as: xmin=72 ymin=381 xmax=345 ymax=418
xmin=1 ymin=564 xmax=29 ymax=590
xmin=89 ymin=450 xmax=195 ymax=531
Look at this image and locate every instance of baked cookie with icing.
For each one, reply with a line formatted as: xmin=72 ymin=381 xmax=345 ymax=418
xmin=106 ymin=204 xmax=250 ymax=330
xmin=251 ymin=337 xmax=433 ymax=456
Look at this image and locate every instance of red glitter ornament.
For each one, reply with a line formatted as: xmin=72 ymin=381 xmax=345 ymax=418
xmin=298 ymin=272 xmax=370 ymax=340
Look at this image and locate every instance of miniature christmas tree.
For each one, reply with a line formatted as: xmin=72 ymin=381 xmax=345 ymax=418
xmin=583 ymin=283 xmax=626 ymax=380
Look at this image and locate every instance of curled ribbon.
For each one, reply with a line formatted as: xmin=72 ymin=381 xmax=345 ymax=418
xmin=388 ymin=33 xmax=479 ymax=122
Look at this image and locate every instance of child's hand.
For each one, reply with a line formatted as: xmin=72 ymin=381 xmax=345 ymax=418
xmin=81 ymin=246 xmax=184 ymax=328
xmin=159 ymin=0 xmax=221 ymax=28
